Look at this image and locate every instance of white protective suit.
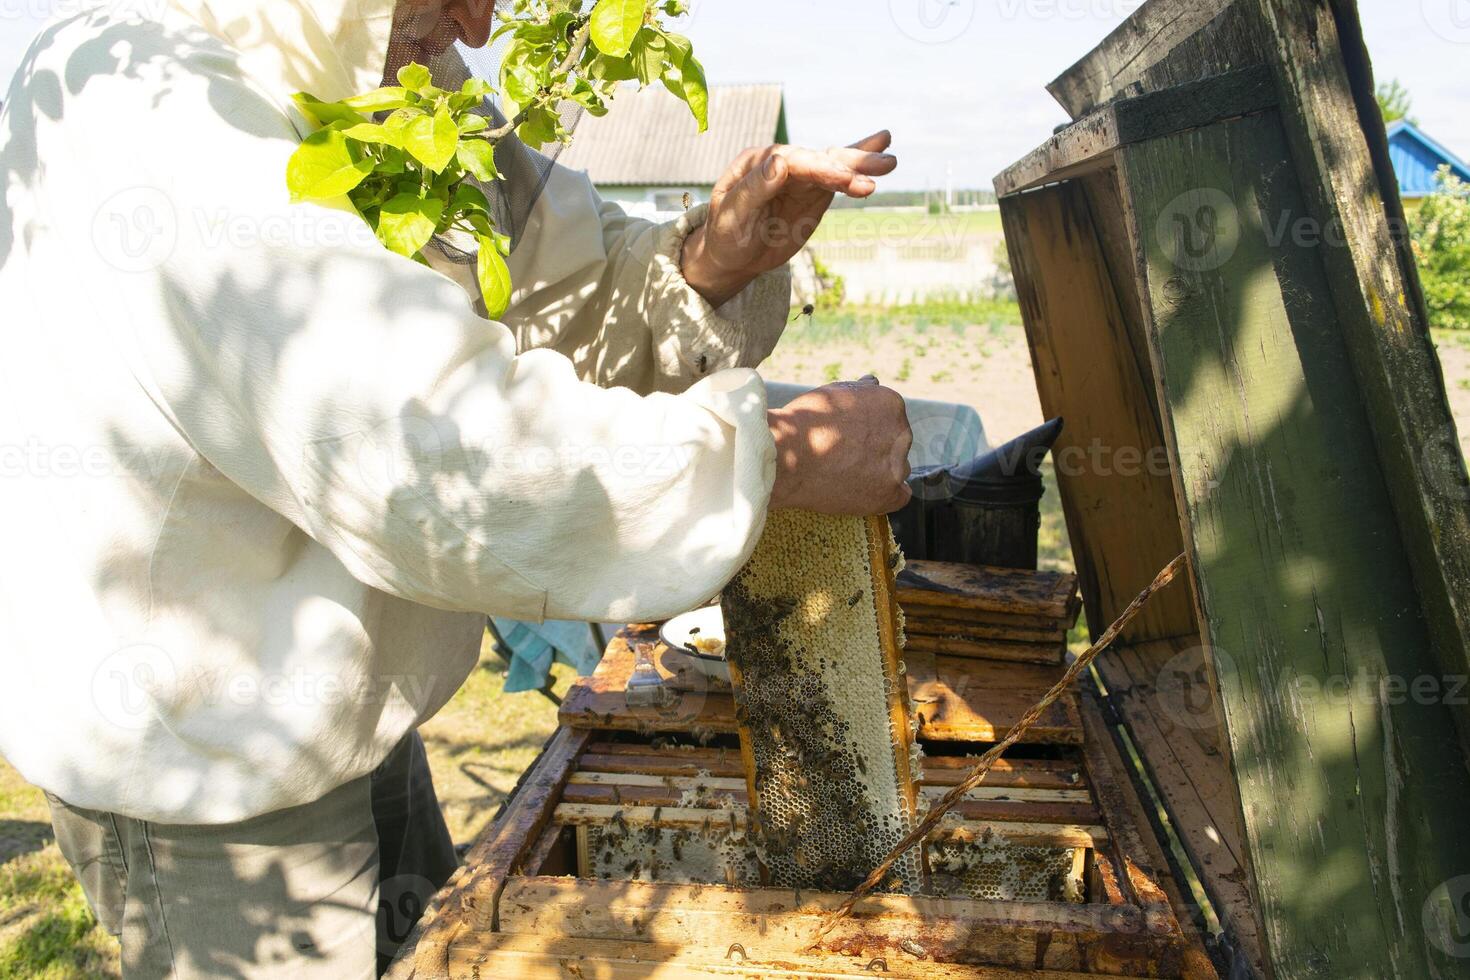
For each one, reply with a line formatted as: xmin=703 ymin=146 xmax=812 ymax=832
xmin=0 ymin=0 xmax=790 ymax=824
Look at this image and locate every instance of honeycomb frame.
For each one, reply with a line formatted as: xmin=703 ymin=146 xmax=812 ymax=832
xmin=720 ymin=511 xmax=926 ymax=893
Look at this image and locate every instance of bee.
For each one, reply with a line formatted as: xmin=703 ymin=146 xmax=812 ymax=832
xmin=900 ymin=938 xmax=928 ymax=959
xmin=682 ymin=191 xmax=693 ymax=211
xmin=791 ymin=303 xmax=815 ymax=323
xmin=846 ymin=589 xmax=863 ymax=607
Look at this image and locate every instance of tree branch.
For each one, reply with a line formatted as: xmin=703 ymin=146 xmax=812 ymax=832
xmin=484 ymin=20 xmax=593 ymax=143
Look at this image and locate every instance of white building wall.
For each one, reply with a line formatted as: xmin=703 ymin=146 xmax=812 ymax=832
xmin=594 ymin=184 xmax=711 ymax=222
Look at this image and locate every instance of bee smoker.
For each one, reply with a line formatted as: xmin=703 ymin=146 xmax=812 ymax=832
xmin=889 ymin=417 xmax=1064 ymax=570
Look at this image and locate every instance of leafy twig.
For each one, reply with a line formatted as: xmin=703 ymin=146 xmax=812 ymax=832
xmin=285 ymin=0 xmax=707 ymax=319
xmin=485 ymin=20 xmax=593 ymax=142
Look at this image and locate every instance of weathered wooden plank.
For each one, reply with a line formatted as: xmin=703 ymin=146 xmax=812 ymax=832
xmin=1121 ymin=109 xmax=1470 ymax=979
xmin=903 ymin=604 xmax=1070 ymax=632
xmin=919 ymin=755 xmax=1086 ymax=791
xmin=904 ymin=618 xmax=1067 ymax=646
xmin=1047 ymin=0 xmax=1233 ymax=117
xmin=577 ymin=751 xmax=745 ymax=779
xmin=1094 ymin=641 xmax=1266 ymax=978
xmin=576 ymin=745 xmax=1087 ymax=791
xmin=446 ymin=932 xmax=1116 ymax=980
xmin=552 ymin=802 xmax=1109 ymax=850
xmin=896 ymin=561 xmax=1078 ymax=618
xmin=998 ymin=180 xmax=1198 ymax=645
xmin=908 ymin=651 xmax=1085 ymax=745
xmin=567 ymin=770 xmax=1093 ymax=804
xmin=1078 ymin=694 xmax=1219 ymax=980
xmin=997 ymin=66 xmax=1278 ymax=197
xmin=496 ymin=877 xmax=1190 ymax=976
xmin=1249 ymin=0 xmax=1470 ymax=765
xmin=569 ymin=642 xmax=1085 ymax=744
xmin=904 ymin=633 xmax=1064 ymax=666
xmin=385 ymin=727 xmax=591 ymax=979
xmin=559 ymin=782 xmax=1103 ymax=826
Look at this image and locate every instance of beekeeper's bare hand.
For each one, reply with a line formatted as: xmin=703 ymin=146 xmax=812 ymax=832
xmin=682 ymin=131 xmax=898 ymax=307
xmin=767 ymin=377 xmax=913 ymax=516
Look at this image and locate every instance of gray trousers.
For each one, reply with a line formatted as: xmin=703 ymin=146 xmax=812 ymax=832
xmin=47 ymin=733 xmax=459 ymax=979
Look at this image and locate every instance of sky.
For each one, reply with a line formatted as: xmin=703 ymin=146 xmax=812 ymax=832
xmin=1 ymin=0 xmax=1466 ymax=191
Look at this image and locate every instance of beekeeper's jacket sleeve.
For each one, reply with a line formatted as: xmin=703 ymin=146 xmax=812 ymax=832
xmin=120 ymin=54 xmax=789 ymax=625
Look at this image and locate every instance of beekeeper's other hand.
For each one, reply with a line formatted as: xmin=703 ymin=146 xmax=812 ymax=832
xmin=682 ymin=131 xmax=898 ymax=307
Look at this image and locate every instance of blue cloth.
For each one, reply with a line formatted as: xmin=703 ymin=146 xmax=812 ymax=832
xmin=493 ymin=617 xmax=602 ymax=693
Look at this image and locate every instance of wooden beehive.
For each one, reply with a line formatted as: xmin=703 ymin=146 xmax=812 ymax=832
xmin=388 ymin=1 xmax=1470 ymax=977
xmin=991 ymin=1 xmax=1470 ymax=978
xmin=390 ymin=619 xmax=1215 ymax=979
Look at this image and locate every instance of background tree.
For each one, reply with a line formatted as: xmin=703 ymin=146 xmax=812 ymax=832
xmin=1410 ymin=167 xmax=1470 ymax=331
xmin=1376 ymin=78 xmax=1417 ymax=125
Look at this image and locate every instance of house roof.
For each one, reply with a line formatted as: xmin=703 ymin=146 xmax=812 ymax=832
xmin=559 ymin=83 xmax=786 ymax=186
xmin=1386 ymin=120 xmax=1470 ymax=197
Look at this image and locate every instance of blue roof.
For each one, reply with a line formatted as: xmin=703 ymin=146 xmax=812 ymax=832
xmin=1386 ymin=120 xmax=1470 ymax=198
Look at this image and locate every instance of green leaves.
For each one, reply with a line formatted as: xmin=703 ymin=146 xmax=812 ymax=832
xmin=375 ymin=193 xmax=444 ymax=257
xmin=342 ymin=86 xmax=412 ymax=113
xmin=589 ymin=0 xmax=645 ymax=58
xmin=476 ymin=235 xmax=513 ymax=319
xmin=404 ymin=105 xmax=458 ymax=173
xmin=517 ymin=106 xmax=562 ymax=149
xmin=396 ymin=62 xmax=432 ymax=93
xmin=661 ymin=32 xmax=708 ymax=132
xmin=286 ymin=124 xmax=374 ymax=201
xmin=292 ymin=93 xmax=366 ymax=128
xmin=455 ymin=139 xmax=499 ymax=182
xmin=285 ymin=5 xmax=707 ymax=322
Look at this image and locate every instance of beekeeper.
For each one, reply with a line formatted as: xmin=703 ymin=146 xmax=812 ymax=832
xmin=0 ymin=0 xmax=910 ymax=975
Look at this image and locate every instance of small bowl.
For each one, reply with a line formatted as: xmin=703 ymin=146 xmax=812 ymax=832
xmin=660 ymin=606 xmax=731 ymax=683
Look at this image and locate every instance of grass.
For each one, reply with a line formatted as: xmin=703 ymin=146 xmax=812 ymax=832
xmin=779 ymin=295 xmax=1022 ymax=349
xmin=1432 ymin=328 xmax=1470 ymax=349
xmin=808 ymin=208 xmax=1003 ymax=244
xmin=0 ymin=760 xmax=119 ymax=979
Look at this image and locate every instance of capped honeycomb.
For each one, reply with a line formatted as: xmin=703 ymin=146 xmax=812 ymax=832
xmin=720 ymin=511 xmax=925 ymax=893
xmin=928 ymin=837 xmax=1083 ymax=902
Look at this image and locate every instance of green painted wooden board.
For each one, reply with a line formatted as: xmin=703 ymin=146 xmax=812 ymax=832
xmin=1121 ymin=109 xmax=1470 ymax=979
